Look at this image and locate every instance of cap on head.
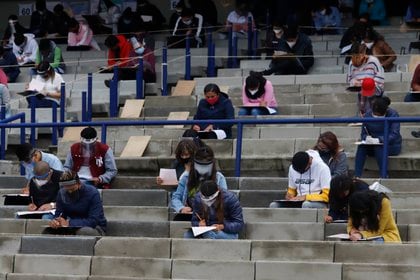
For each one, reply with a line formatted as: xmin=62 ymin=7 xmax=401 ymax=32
xmin=80 ymin=127 xmax=97 ymax=140
xmin=200 ymin=180 xmax=218 ymax=197
xmin=361 ymin=78 xmax=375 ymax=97
xmin=292 ymin=151 xmax=310 ymax=174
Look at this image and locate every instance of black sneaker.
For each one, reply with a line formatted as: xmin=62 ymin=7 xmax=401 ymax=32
xmin=411 ymin=131 xmax=420 ymax=138
xmin=104 ymin=79 xmax=111 ymax=88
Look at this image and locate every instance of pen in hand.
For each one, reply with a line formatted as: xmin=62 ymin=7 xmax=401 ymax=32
xmin=195 ymin=213 xmax=206 ymax=226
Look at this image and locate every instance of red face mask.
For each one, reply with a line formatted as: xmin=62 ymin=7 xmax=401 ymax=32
xmin=206 ymin=95 xmax=219 ymax=106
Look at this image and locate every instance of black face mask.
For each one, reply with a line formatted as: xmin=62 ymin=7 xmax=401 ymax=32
xmin=179 ymin=157 xmax=191 ymax=165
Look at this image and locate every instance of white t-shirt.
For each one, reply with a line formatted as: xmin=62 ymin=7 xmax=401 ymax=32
xmin=34 ymin=72 xmax=64 ymax=94
xmin=288 ymin=151 xmax=331 ymax=196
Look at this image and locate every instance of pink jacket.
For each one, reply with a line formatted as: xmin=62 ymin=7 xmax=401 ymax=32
xmin=242 ymin=80 xmax=277 ymax=107
xmin=68 ymin=22 xmax=100 ymax=50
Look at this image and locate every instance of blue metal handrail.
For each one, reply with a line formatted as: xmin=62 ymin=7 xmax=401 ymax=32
xmin=1 ymin=116 xmax=419 ymax=178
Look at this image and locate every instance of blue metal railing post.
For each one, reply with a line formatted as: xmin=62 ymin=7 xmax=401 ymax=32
xmin=162 ymin=46 xmax=168 ymax=96
xmin=228 ymin=26 xmax=233 ymax=68
xmin=30 ymin=96 xmax=36 ymax=145
xmin=185 ymin=36 xmax=191 ymax=80
xmin=59 ymin=82 xmax=65 ymax=136
xmin=208 ymin=43 xmax=216 ymax=77
xmin=247 ymin=16 xmax=253 ymax=57
xmin=88 ymin=73 xmax=93 ymax=121
xmin=381 ymin=119 xmax=390 ymax=178
xmin=110 ymin=66 xmax=119 ymax=117
xmin=101 ymin=124 xmax=107 ymax=144
xmin=82 ymin=91 xmax=87 ymax=121
xmin=51 ymin=102 xmax=58 ymax=145
xmin=0 ymin=105 xmax=5 ymax=159
xmin=136 ymin=57 xmax=144 ymax=99
xmin=232 ymin=36 xmax=238 ymax=68
xmin=235 ymin=122 xmax=243 ymax=177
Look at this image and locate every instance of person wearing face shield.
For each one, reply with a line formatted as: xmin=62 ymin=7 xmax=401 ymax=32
xmin=269 ymin=151 xmax=331 ymax=209
xmin=354 ymin=96 xmax=401 ymax=178
xmin=238 ymin=71 xmax=277 ymax=116
xmin=64 ymin=127 xmax=117 ymax=189
xmin=190 ymin=83 xmax=234 ymax=139
xmin=311 ymin=131 xmax=348 ymax=177
xmin=170 ymin=8 xmax=204 ymax=48
xmin=15 ymin=143 xmax=64 ymax=194
xmin=347 ymin=190 xmax=400 ymax=242
xmin=261 ymin=25 xmax=314 ymax=76
xmin=128 ymin=35 xmax=156 ymax=83
xmin=347 ymin=43 xmax=384 ymax=116
xmin=171 ymin=146 xmax=228 ymax=214
xmin=12 ymin=33 xmax=38 ymax=66
xmin=184 ymin=180 xmax=244 ymax=239
xmin=24 ymin=61 xmax=64 ymax=108
xmin=44 ymin=171 xmax=107 ymax=236
xmin=26 ymin=161 xmax=61 ymax=220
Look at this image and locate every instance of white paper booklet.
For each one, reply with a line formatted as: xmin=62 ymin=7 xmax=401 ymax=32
xmin=192 ymin=226 xmax=216 ymax=237
xmin=159 ymin=168 xmax=178 ymax=185
xmin=28 ymin=79 xmax=45 ymax=92
xmin=16 ymin=209 xmax=56 ymax=216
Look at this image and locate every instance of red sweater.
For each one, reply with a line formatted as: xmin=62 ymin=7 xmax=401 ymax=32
xmin=107 ymin=35 xmax=133 ymax=67
xmin=70 ymin=142 xmax=110 ymax=189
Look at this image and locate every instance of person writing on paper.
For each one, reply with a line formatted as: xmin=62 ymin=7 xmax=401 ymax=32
xmin=44 ymin=171 xmax=107 ymax=236
xmin=325 ymin=174 xmax=369 ymax=223
xmin=15 ymin=143 xmax=63 ymax=194
xmin=347 ymin=43 xmax=384 ymax=116
xmin=67 ymin=18 xmax=101 ymax=51
xmin=269 ymin=151 xmax=331 ymax=208
xmin=354 ymin=96 xmax=401 ymax=178
xmin=311 ymin=131 xmax=348 ymax=177
xmin=192 ymin=83 xmax=235 ymax=139
xmin=361 ymin=28 xmax=396 ymax=72
xmin=27 ymin=161 xmax=62 ymax=220
xmin=156 ymin=138 xmax=204 ymax=185
xmin=64 ymin=127 xmax=117 ymax=189
xmin=348 ymin=190 xmax=401 ymax=242
xmin=25 ymin=61 xmax=64 ymax=108
xmin=12 ymin=33 xmax=38 ymax=66
xmin=238 ymin=71 xmax=278 ymax=116
xmin=184 ymin=180 xmax=244 ymax=239
xmin=171 ymin=146 xmax=228 ymax=214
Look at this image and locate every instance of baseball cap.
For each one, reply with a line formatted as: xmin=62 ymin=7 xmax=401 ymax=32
xmin=361 ymin=78 xmax=375 ymax=97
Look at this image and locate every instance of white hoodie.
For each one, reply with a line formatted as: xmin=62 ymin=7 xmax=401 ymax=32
xmin=12 ymin=33 xmax=38 ymax=65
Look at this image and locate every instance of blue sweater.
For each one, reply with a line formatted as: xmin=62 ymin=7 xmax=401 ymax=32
xmin=194 ymin=94 xmax=235 ymax=138
xmin=191 ymin=190 xmax=244 ymax=234
xmin=361 ymin=108 xmax=402 ymax=152
xmin=55 ymin=184 xmax=107 ymax=231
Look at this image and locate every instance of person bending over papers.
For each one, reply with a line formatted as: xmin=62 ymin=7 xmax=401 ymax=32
xmin=44 ymin=171 xmax=107 ymax=236
xmin=269 ymin=151 xmax=331 ymax=208
xmin=238 ymin=71 xmax=278 ymax=116
xmin=171 ymin=146 xmax=227 ymax=214
xmin=184 ymin=180 xmax=244 ymax=239
xmin=347 ymin=190 xmax=401 ymax=242
xmin=25 ymin=161 xmax=62 ymax=220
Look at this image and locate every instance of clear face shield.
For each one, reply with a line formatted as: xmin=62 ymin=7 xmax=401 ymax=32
xmin=59 ymin=180 xmax=80 ymax=204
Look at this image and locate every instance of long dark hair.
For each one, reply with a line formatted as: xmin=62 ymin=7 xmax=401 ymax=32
xmin=200 ymin=181 xmax=224 ymax=223
xmin=313 ymin=131 xmax=341 ymax=159
xmin=349 ymin=190 xmax=388 ymax=232
xmin=187 ymin=146 xmax=217 ymax=194
xmin=329 ymin=175 xmax=367 ymax=212
xmin=244 ymin=71 xmax=267 ymax=99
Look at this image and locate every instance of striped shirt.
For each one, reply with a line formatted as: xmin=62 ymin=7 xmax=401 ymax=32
xmin=347 ymin=56 xmax=385 ymax=95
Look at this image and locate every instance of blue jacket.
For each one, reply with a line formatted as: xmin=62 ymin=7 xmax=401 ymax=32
xmin=359 ymin=0 xmax=387 ymax=25
xmin=313 ymin=6 xmax=342 ymax=32
xmin=361 ymin=108 xmax=402 ymax=152
xmin=0 ymin=49 xmax=20 ymax=82
xmin=191 ymin=189 xmax=244 ymax=234
xmin=171 ymin=171 xmax=227 ymax=213
xmin=194 ymin=94 xmax=235 ymax=138
xmin=54 ymin=183 xmax=107 ymax=231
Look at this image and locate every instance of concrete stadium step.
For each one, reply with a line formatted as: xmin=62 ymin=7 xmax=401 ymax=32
xmin=104 ymin=206 xmax=169 ymax=222
xmin=20 ymin=236 xmax=96 ymax=256
xmin=244 ymin=222 xmax=325 ymax=240
xmin=102 ymin=189 xmax=168 ymax=206
xmin=5 ymin=274 xmax=87 ymax=280
xmin=14 ymin=254 xmax=91 ymax=275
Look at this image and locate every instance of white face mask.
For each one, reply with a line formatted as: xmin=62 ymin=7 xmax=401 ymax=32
xmin=249 ymin=89 xmax=258 ymax=95
xmin=320 ymin=9 xmax=326 ymax=15
xmin=183 ymin=19 xmax=192 ymax=25
xmin=372 ymin=113 xmax=385 ymax=118
xmin=135 ymin=47 xmax=145 ymax=55
xmin=364 ymin=42 xmax=374 ymax=49
xmin=201 ymin=190 xmax=219 ymax=207
xmin=273 ymin=29 xmax=282 ymax=34
xmin=194 ymin=162 xmax=213 ymax=179
xmin=287 ymin=41 xmax=296 ymax=48
xmin=34 ymin=178 xmax=48 ymax=187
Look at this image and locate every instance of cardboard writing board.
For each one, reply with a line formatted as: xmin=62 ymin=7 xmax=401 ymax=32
xmin=172 ymin=80 xmax=196 ymax=96
xmin=120 ymin=100 xmax=145 ymax=118
xmin=120 ymin=136 xmax=151 ymax=158
xmin=164 ymin=111 xmax=190 ymax=128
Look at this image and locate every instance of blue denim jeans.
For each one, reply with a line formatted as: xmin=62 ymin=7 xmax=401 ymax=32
xmin=238 ymin=107 xmax=277 ymax=116
xmin=184 ymin=229 xmax=238 ymax=239
xmin=404 ymin=92 xmax=420 ymax=102
xmin=354 ymin=144 xmax=401 ymax=177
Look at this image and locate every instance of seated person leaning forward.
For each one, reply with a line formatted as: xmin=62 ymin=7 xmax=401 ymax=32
xmin=44 ymin=171 xmax=107 ymax=236
xmin=27 ymin=161 xmax=62 ymax=220
xmin=184 ymin=180 xmax=244 ymax=239
xmin=269 ymin=151 xmax=331 ymax=208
